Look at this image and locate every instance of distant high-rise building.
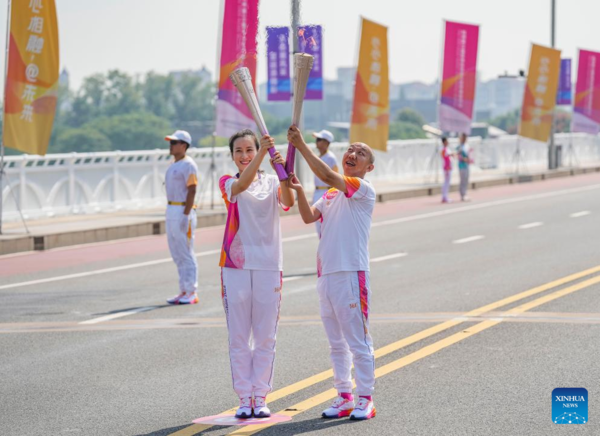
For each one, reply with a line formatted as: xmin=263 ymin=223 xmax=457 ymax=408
xmin=59 ymin=67 xmax=70 ymax=89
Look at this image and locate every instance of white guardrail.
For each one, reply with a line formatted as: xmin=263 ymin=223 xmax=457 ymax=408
xmin=1 ymin=133 xmax=599 ymax=221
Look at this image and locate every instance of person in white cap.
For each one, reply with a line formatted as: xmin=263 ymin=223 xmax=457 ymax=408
xmin=311 ymin=130 xmax=338 ymax=235
xmin=164 ymin=130 xmax=200 ymax=305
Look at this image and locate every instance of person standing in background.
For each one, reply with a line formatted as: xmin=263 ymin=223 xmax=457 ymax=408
xmin=457 ymin=133 xmax=472 ymax=202
xmin=311 ymin=130 xmax=338 ymax=235
xmin=440 ymin=137 xmax=453 ymax=203
xmin=164 ymin=130 xmax=199 ymax=305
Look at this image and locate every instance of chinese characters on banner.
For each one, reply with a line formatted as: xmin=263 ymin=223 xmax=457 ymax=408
xmin=349 ymin=18 xmax=389 ymax=152
xmin=297 ymin=25 xmax=322 ymax=100
xmin=266 ymin=27 xmax=291 ymax=101
xmin=572 ymin=49 xmax=600 ymax=135
xmin=519 ymin=44 xmax=561 ymax=143
xmin=439 ymin=20 xmax=479 ymax=135
xmin=4 ymin=0 xmax=59 ymax=155
xmin=556 ymin=58 xmax=572 ymax=105
xmin=215 ymin=0 xmax=259 ymax=137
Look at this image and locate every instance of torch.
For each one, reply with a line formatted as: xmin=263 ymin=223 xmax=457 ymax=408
xmin=285 ymin=53 xmax=314 ymax=175
xmin=229 ymin=67 xmax=288 ymax=181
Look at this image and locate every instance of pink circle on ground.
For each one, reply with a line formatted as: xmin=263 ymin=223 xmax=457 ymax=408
xmin=192 ymin=413 xmax=292 ymax=426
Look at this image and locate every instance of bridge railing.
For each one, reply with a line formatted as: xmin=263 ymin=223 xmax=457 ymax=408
xmin=1 ymin=133 xmax=599 ymax=221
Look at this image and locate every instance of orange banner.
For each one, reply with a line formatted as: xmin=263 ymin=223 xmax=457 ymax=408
xmin=519 ymin=44 xmax=561 ymax=143
xmin=350 ymin=18 xmax=389 ymax=152
xmin=3 ymin=0 xmax=59 ymax=155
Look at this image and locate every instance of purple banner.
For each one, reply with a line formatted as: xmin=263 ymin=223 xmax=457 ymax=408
xmin=266 ymin=27 xmax=291 ymax=101
xmin=557 ymin=58 xmax=572 ymax=105
xmin=298 ymin=25 xmax=323 ymax=100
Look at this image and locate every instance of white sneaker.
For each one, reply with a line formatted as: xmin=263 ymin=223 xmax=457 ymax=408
xmin=253 ymin=396 xmax=271 ymax=418
xmin=349 ymin=397 xmax=376 ymax=420
xmin=178 ymin=293 xmax=198 ymax=305
xmin=235 ymin=397 xmax=252 ymax=419
xmin=166 ymin=292 xmax=185 ymax=305
xmin=322 ymin=395 xmax=355 ymax=419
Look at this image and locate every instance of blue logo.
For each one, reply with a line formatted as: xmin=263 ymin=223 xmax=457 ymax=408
xmin=552 ymin=388 xmax=588 ymax=424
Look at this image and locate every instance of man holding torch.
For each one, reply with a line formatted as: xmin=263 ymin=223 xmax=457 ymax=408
xmin=286 ymin=125 xmax=377 ymax=421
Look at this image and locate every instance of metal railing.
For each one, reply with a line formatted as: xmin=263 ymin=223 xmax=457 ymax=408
xmin=1 ymin=133 xmax=599 ymax=221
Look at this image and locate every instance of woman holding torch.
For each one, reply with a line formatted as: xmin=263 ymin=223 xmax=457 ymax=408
xmin=218 ymin=129 xmax=294 ymax=419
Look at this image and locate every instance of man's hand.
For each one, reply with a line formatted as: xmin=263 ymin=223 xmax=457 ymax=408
xmin=286 ymin=173 xmax=303 ymax=192
xmin=180 ymin=213 xmax=190 ymax=233
xmin=287 ymin=126 xmax=306 ymax=149
xmin=269 ymin=151 xmax=285 ymax=171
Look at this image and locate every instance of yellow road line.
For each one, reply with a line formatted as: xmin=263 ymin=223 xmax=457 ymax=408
xmin=168 ymin=264 xmax=600 ymax=436
xmin=226 ymin=274 xmax=600 ymax=435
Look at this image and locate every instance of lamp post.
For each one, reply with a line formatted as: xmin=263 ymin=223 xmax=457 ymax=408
xmin=548 ymin=0 xmax=557 ymax=169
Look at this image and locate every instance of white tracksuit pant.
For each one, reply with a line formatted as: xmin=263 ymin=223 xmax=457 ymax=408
xmin=166 ymin=205 xmax=198 ymax=294
xmin=313 ymin=189 xmax=328 ymax=236
xmin=318 ymin=271 xmax=375 ymax=396
xmin=442 ymin=169 xmax=452 ymax=202
xmin=221 ymin=267 xmax=283 ymax=398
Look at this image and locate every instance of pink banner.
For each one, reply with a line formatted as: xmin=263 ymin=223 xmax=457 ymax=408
xmin=215 ymin=0 xmax=259 ymax=137
xmin=439 ymin=20 xmax=479 ymax=135
xmin=572 ymin=49 xmax=600 ymax=135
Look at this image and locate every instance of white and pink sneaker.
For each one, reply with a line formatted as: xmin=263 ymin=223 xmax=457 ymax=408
xmin=253 ymin=396 xmax=271 ymax=418
xmin=178 ymin=293 xmax=198 ymax=305
xmin=349 ymin=397 xmax=376 ymax=420
xmin=166 ymin=292 xmax=186 ymax=305
xmin=322 ymin=395 xmax=355 ymax=419
xmin=235 ymin=397 xmax=252 ymax=419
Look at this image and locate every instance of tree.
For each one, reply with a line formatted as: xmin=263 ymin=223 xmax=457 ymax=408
xmin=488 ymin=109 xmax=519 ymax=134
xmin=143 ymin=72 xmax=176 ymax=120
xmin=396 ymin=108 xmax=426 ymax=127
xmin=54 ymin=127 xmax=112 ymax=153
xmin=388 ymin=121 xmax=427 ymax=140
xmin=85 ymin=112 xmax=171 ymax=151
xmin=172 ymin=74 xmax=215 ymax=126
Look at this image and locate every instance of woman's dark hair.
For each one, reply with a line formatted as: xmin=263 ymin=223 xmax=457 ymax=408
xmin=229 ymin=129 xmax=259 ymax=154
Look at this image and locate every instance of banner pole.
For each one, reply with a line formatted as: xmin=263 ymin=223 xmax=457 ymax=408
xmin=0 ymin=0 xmax=12 ymax=235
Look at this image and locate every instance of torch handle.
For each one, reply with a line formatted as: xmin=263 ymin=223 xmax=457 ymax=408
xmin=259 ymin=127 xmax=288 ymax=181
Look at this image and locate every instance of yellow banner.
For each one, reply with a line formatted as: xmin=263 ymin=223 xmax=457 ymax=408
xmin=3 ymin=0 xmax=59 ymax=155
xmin=350 ymin=18 xmax=389 ymax=152
xmin=519 ymin=44 xmax=561 ymax=143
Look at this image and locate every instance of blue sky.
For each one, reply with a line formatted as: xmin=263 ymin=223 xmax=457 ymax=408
xmin=1 ymin=0 xmax=599 ymax=90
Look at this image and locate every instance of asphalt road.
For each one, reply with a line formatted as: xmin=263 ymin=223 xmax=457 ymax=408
xmin=1 ymin=172 xmax=600 ymax=436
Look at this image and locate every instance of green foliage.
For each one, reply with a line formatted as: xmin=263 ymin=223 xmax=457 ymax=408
xmin=388 ymin=121 xmax=427 ymax=140
xmin=85 ymin=112 xmax=172 ymax=151
xmin=198 ymin=135 xmax=229 ymax=148
xmin=488 ymin=109 xmax=520 ymax=134
xmin=55 ymin=127 xmax=112 ymax=153
xmin=395 ymin=108 xmax=426 ymax=127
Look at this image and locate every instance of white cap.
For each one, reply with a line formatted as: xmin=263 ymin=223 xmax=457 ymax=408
xmin=312 ymin=130 xmax=334 ymax=143
xmin=165 ymin=130 xmax=192 ymax=146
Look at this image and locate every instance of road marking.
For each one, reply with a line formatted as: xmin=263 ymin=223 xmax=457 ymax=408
xmin=282 ymin=276 xmax=303 ymax=283
xmin=570 ymin=210 xmax=591 ymax=218
xmin=79 ymin=307 xmax=157 ymax=325
xmin=370 ymin=252 xmax=407 ymax=263
xmin=4 ymin=183 xmax=600 ymax=291
xmin=228 ymin=274 xmax=600 ymax=435
xmin=518 ymin=222 xmax=544 ymax=230
xmin=168 ymin=263 xmax=600 ymax=436
xmin=453 ymin=235 xmax=484 ymax=244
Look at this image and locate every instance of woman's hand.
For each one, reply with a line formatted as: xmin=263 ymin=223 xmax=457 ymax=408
xmin=286 ymin=173 xmax=303 ymax=192
xmin=260 ymin=135 xmax=275 ymax=154
xmin=269 ymin=151 xmax=285 ymax=171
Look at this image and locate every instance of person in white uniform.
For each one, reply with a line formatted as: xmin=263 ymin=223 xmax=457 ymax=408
xmin=287 ymin=125 xmax=377 ymax=421
xmin=164 ymin=130 xmax=199 ymax=305
xmin=219 ymin=129 xmax=294 ymax=419
xmin=311 ymin=130 xmax=338 ymax=235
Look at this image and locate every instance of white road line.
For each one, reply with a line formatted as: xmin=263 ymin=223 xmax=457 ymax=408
xmin=3 ymin=183 xmax=600 ymax=291
xmin=371 ymin=253 xmax=408 ymax=263
xmin=518 ymin=222 xmax=544 ymax=230
xmin=570 ymin=211 xmax=591 ymax=218
xmin=453 ymin=235 xmax=485 ymax=244
xmin=282 ymin=276 xmax=304 ymax=283
xmin=79 ymin=307 xmax=157 ymax=325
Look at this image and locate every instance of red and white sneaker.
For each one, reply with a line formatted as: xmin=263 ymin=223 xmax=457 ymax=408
xmin=235 ymin=397 xmax=252 ymax=419
xmin=178 ymin=293 xmax=198 ymax=305
xmin=322 ymin=396 xmax=354 ymax=419
xmin=253 ymin=396 xmax=271 ymax=418
xmin=166 ymin=292 xmax=186 ymax=305
xmin=349 ymin=397 xmax=376 ymax=420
